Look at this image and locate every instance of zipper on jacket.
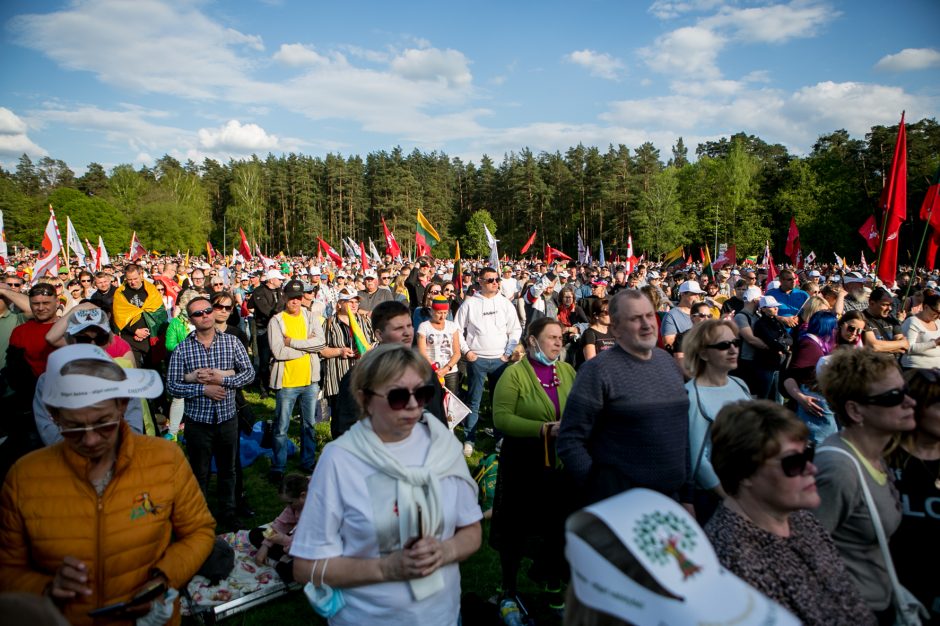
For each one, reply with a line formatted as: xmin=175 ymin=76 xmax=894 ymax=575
xmin=96 ymin=494 xmax=104 ymax=610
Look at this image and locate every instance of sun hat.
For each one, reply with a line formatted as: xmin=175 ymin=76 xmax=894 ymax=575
xmin=42 ymin=345 xmax=163 ymax=410
xmin=565 ymin=488 xmax=799 ymax=626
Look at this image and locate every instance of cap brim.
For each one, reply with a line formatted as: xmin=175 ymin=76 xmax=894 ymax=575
xmin=43 ymin=369 xmax=164 ymax=409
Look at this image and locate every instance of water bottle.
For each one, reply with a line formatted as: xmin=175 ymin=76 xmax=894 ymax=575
xmin=499 ymin=597 xmax=525 ymax=626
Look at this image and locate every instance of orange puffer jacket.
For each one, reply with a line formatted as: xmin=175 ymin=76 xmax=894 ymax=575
xmin=0 ymin=421 xmax=216 ymax=625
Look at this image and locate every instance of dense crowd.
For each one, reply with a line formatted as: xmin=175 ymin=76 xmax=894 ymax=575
xmin=0 ymin=248 xmax=937 ymax=625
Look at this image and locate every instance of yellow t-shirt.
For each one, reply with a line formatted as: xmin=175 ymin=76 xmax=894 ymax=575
xmin=281 ymin=312 xmax=312 ymax=388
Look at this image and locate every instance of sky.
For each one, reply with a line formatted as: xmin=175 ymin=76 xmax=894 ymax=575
xmin=1 ymin=0 xmax=938 ymax=175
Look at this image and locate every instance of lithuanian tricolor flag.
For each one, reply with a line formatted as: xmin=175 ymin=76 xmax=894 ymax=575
xmin=347 ymin=304 xmax=371 ymax=355
xmin=416 ymin=209 xmax=441 ymax=257
xmin=663 ymin=245 xmax=684 ymax=269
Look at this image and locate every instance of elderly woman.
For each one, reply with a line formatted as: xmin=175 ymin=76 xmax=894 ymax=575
xmin=782 ymin=310 xmax=840 ymax=445
xmin=490 ymin=317 xmax=576 ymax=617
xmin=704 ymin=400 xmax=876 ymax=626
xmin=817 ymin=348 xmax=916 ymax=621
xmin=900 ymin=290 xmax=940 ymax=369
xmin=683 ymin=319 xmax=750 ymax=523
xmin=887 ymin=368 xmax=940 ymax=624
xmin=291 ymin=344 xmax=482 ymax=626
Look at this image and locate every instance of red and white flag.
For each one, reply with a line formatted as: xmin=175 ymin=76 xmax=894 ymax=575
xmin=877 ymin=111 xmax=906 ymax=286
xmin=97 ymin=236 xmax=111 ymax=268
xmin=784 ymin=217 xmax=801 ymax=268
xmin=238 ymin=228 xmax=253 ymax=262
xmin=382 ymin=217 xmax=402 ymax=259
xmin=804 ymin=250 xmax=816 ymax=266
xmin=858 ymin=214 xmax=880 ymax=252
xmin=0 ymin=211 xmax=9 ymax=266
xmin=712 ymin=245 xmax=736 ymax=271
xmin=860 ymin=250 xmax=869 ymax=273
xmin=32 ymin=206 xmax=63 ymax=283
xmin=318 ymin=237 xmax=343 ymax=267
xmin=85 ymin=238 xmax=99 ymax=270
xmin=128 ymin=231 xmax=147 ymax=262
xmin=624 ymin=233 xmax=639 ymax=273
xmin=762 ymin=241 xmax=778 ymax=285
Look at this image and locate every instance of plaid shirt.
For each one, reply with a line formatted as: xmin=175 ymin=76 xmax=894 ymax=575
xmin=167 ymin=330 xmax=255 ymax=424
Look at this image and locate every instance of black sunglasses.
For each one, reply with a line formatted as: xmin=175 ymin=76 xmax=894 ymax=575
xmin=365 ymin=384 xmax=436 ymax=410
xmin=482 ymin=277 xmax=500 ymax=284
xmin=776 ymin=445 xmax=815 ymax=478
xmin=189 ymin=306 xmax=214 ymax=319
xmin=213 ymin=303 xmax=233 ymax=311
xmin=706 ymin=338 xmax=742 ymax=350
xmin=858 ymin=385 xmax=910 ymax=407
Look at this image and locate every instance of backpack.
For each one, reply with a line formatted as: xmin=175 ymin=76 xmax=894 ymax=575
xmin=473 ymin=453 xmax=498 ymax=514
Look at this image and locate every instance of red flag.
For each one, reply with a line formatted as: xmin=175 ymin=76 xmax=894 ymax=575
xmin=858 ymin=215 xmax=881 ymax=252
xmin=784 ymin=217 xmax=801 ymax=266
xmin=712 ymin=245 xmax=736 ymax=270
xmin=238 ymin=228 xmax=253 ymax=262
xmin=877 ymin=112 xmax=906 ymax=286
xmin=153 ymin=274 xmax=181 ymax=304
xmin=206 ymin=241 xmax=217 ymax=261
xmin=360 ymin=241 xmax=370 ymax=270
xmin=520 ymin=230 xmax=537 ymax=255
xmin=32 ymin=206 xmax=63 ymax=282
xmin=382 ymin=217 xmax=401 ymax=259
xmin=926 ymin=228 xmax=940 ymax=271
xmin=762 ymin=242 xmax=778 ymax=286
xmin=544 ymin=244 xmax=571 ymax=264
xmin=128 ymin=231 xmax=147 ymax=262
xmin=919 ymin=165 xmax=940 ymax=231
xmin=318 ymin=237 xmax=343 ymax=267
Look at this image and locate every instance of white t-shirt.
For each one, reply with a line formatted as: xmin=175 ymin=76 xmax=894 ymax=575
xmin=291 ymin=422 xmax=482 ymax=626
xmin=417 ymin=320 xmax=459 ymax=369
xmin=499 ymin=277 xmax=518 ymax=300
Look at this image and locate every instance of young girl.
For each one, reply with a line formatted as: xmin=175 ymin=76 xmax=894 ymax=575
xmin=249 ymin=473 xmax=308 ymax=581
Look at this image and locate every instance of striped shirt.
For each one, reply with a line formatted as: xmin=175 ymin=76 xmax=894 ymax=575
xmin=167 ymin=330 xmax=255 ymax=424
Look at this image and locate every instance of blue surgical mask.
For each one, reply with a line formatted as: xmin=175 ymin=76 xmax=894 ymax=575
xmin=531 ymin=339 xmax=559 ymax=366
xmin=304 ymin=560 xmax=346 ymax=618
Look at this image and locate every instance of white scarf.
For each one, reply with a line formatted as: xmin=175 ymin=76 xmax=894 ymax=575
xmin=331 ymin=412 xmax=477 ymax=600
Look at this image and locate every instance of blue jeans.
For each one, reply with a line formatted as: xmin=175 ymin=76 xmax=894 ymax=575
xmin=464 ymin=357 xmax=508 ymax=443
xmin=273 ymin=382 xmax=318 ymax=473
xmin=796 ymin=384 xmax=837 ymax=446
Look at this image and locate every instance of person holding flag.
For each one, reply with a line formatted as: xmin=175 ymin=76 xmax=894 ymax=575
xmin=416 ymin=210 xmax=441 ymax=257
xmin=321 ymin=287 xmax=374 ymax=420
xmin=112 ymin=263 xmax=167 ymax=368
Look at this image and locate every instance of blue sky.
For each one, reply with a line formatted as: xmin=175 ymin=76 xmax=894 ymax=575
xmin=1 ymin=0 xmax=938 ymax=174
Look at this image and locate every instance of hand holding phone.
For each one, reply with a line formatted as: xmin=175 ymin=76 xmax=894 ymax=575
xmin=87 ymin=578 xmax=167 ymax=618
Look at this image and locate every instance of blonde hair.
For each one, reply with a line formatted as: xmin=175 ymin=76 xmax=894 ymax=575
xmin=682 ymin=319 xmax=740 ymax=378
xmin=818 ymin=347 xmax=900 ymax=428
xmin=798 ymin=295 xmax=830 ymax=324
xmin=350 ymin=344 xmax=433 ymax=419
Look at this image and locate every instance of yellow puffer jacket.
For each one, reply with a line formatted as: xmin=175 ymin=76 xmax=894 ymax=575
xmin=0 ymin=421 xmax=216 ymax=625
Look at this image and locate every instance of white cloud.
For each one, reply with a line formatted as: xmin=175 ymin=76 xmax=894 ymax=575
xmin=198 ymin=120 xmax=281 ymax=151
xmin=273 ymin=43 xmax=332 ymax=67
xmin=702 ymin=1 xmax=836 ymax=44
xmin=874 ymin=48 xmax=940 ymax=72
xmin=28 ymin=103 xmax=179 ymax=154
xmin=389 ymin=48 xmax=472 ymax=88
xmin=0 ymin=107 xmax=47 ymax=157
xmin=648 ymin=0 xmax=728 ymax=20
xmin=565 ymin=49 xmax=625 ymax=80
xmin=640 ymin=26 xmax=726 ymax=78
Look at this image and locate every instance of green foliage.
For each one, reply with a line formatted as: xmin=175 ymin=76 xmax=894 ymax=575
xmin=635 ymin=167 xmax=686 ymax=257
xmin=464 ymin=210 xmax=498 ymax=259
xmin=48 ymin=187 xmax=131 ymax=253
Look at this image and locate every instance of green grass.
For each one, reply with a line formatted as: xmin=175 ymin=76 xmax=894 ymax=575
xmin=184 ymin=389 xmax=562 ymax=625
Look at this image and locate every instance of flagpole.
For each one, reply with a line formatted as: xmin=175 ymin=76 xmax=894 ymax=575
xmin=903 ymin=211 xmax=934 ymax=302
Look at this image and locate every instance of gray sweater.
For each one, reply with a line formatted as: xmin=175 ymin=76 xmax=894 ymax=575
xmin=557 ymin=345 xmax=690 ymax=502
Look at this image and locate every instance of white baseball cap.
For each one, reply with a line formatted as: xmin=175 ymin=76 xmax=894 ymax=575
xmin=66 ymin=307 xmax=110 ymax=336
xmin=566 ymin=488 xmax=799 ymax=626
xmin=760 ymin=295 xmax=781 ymax=308
xmin=42 ymin=345 xmax=164 ymax=410
xmin=678 ymin=280 xmax=705 ymax=295
xmin=264 ymin=269 xmax=284 ymax=281
xmin=744 ymin=286 xmax=763 ymax=302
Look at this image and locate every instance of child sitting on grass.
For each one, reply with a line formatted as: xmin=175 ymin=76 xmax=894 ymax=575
xmin=249 ymin=472 xmax=308 ymax=582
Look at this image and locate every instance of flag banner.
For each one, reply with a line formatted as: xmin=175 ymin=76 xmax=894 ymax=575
xmin=347 ymin=304 xmax=371 ymax=354
xmin=85 ymin=238 xmax=99 ymax=270
xmin=598 ymin=239 xmax=606 ymax=267
xmin=663 ymin=245 xmax=684 ymax=269
xmin=443 ymin=389 xmax=471 ymax=431
xmin=712 ymin=245 xmax=736 ymax=271
xmin=0 ymin=211 xmax=8 ymax=264
xmin=520 ymin=230 xmax=537 ymax=255
xmin=382 ymin=217 xmax=402 ymax=259
xmin=624 ymin=233 xmax=637 ymax=273
xmin=416 ymin=209 xmax=441 ymax=256
xmin=66 ymin=217 xmax=85 ymax=263
xmin=129 ymin=231 xmax=147 ymax=262
xmin=860 ymin=250 xmax=869 ymax=273
xmin=153 ymin=274 xmax=181 ymax=303
xmin=544 ymin=244 xmax=572 ymax=264
xmin=803 ymin=250 xmax=816 ymax=266
xmin=453 ymin=240 xmax=463 ymax=296
xmin=762 ymin=242 xmax=778 ymax=285
xmin=920 ymin=164 xmax=940 ymax=231
xmin=369 ymin=238 xmax=382 ymax=263
xmin=206 ymin=241 xmax=217 ymax=261
xmin=483 ymin=223 xmax=499 ymax=269
xmin=32 ymin=207 xmax=63 ymax=283
xmin=926 ymin=228 xmax=940 ymax=271
xmin=318 ymin=237 xmax=343 ymax=267
xmin=341 ymin=238 xmax=357 ymax=259
xmin=784 ymin=217 xmax=801 ymax=267
xmin=346 ymin=238 xmax=362 ymax=258
xmin=877 ymin=112 xmax=906 ymax=286
xmin=577 ymin=232 xmax=590 ymax=265
xmin=858 ymin=215 xmax=880 ymax=252
xmin=360 ymin=241 xmax=370 ymax=270
xmin=701 ymin=246 xmax=713 ymax=278
xmin=834 ymin=252 xmax=846 ymax=269
xmin=238 ymin=228 xmax=253 ymax=262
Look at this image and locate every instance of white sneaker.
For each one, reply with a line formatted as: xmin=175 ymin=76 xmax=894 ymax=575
xmin=463 ymin=442 xmax=474 ymax=458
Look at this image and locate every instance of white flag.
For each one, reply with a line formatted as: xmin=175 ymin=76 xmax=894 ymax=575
xmin=483 ymin=224 xmax=499 ymax=270
xmin=369 ymin=238 xmax=382 ymax=263
xmin=98 ymin=235 xmax=111 ymax=267
xmin=0 ymin=210 xmax=8 ymax=264
xmin=32 ymin=209 xmax=63 ymax=283
xmin=66 ymin=217 xmax=85 ymax=264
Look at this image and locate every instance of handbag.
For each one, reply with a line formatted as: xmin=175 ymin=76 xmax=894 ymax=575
xmin=818 ymin=446 xmax=928 ymax=626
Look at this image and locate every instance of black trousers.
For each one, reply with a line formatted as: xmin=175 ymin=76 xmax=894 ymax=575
xmin=185 ymin=417 xmax=238 ymax=521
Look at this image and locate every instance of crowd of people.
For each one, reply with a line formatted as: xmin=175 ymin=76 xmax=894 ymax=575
xmin=0 ymin=246 xmax=937 ymax=625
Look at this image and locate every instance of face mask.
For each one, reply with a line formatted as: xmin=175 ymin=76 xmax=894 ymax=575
xmin=304 ymin=561 xmax=346 ymax=618
xmin=531 ymin=338 xmax=559 ymax=366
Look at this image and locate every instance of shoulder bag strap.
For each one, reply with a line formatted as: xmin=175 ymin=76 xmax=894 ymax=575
xmin=691 ymin=380 xmax=713 ymax=483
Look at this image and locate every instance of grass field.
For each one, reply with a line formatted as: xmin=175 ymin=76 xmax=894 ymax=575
xmin=183 ymin=389 xmax=564 ymax=626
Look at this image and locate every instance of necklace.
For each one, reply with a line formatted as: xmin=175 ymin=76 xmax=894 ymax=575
xmin=540 ymin=365 xmax=560 ymax=389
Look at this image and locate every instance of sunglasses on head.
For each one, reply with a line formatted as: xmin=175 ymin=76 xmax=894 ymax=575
xmin=858 ymin=385 xmax=910 ymax=407
xmin=57 ymin=419 xmax=122 ymax=441
xmin=706 ymin=338 xmax=742 ymax=350
xmin=365 ymin=384 xmax=436 ymax=410
xmin=776 ymin=444 xmax=815 ymax=477
xmin=189 ymin=306 xmax=214 ymax=319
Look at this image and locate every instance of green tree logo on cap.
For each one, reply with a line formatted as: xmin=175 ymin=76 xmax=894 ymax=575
xmin=633 ymin=511 xmax=703 ymax=580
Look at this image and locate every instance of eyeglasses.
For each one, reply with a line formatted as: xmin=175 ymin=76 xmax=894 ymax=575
xmin=691 ymin=313 xmax=711 ymax=318
xmin=80 ymin=279 xmax=92 ymax=284
xmin=380 ymin=276 xmax=391 ymax=280
xmin=842 ymin=325 xmax=865 ymax=335
xmin=773 ymin=445 xmax=815 ymax=478
xmin=482 ymin=277 xmax=500 ymax=284
xmin=428 ymin=290 xmax=442 ymax=295
xmin=73 ymin=332 xmax=110 ymax=347
xmin=443 ymin=288 xmax=454 ymax=293
xmin=706 ymin=338 xmax=742 ymax=350
xmin=57 ymin=419 xmax=122 ymax=441
xmin=213 ymin=304 xmax=233 ymax=311
xmin=5 ymin=282 xmax=23 ymax=288
xmin=189 ymin=306 xmax=214 ymax=318
xmin=364 ymin=384 xmax=436 ymax=410
xmin=857 ymin=385 xmax=910 ymax=407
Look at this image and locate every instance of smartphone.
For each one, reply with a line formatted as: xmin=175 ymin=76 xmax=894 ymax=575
xmin=87 ymin=580 xmax=167 ymax=618
xmin=416 ymin=504 xmax=424 ymax=540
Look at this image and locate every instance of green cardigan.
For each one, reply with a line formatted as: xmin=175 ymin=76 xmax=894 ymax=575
xmin=492 ymin=357 xmax=576 ymax=438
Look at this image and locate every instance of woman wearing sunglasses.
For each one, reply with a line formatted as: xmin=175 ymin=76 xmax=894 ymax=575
xmin=886 ymin=368 xmax=940 ymax=624
xmin=412 ymin=283 xmax=445 ymax=336
xmin=291 ymin=344 xmax=482 ymax=626
xmin=682 ymin=319 xmax=751 ymax=524
xmin=489 ymin=317 xmax=576 ymax=617
xmin=705 ymin=400 xmax=876 ymax=626
xmin=837 ymin=311 xmax=867 ymax=347
xmin=817 ymin=348 xmax=916 ymax=622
